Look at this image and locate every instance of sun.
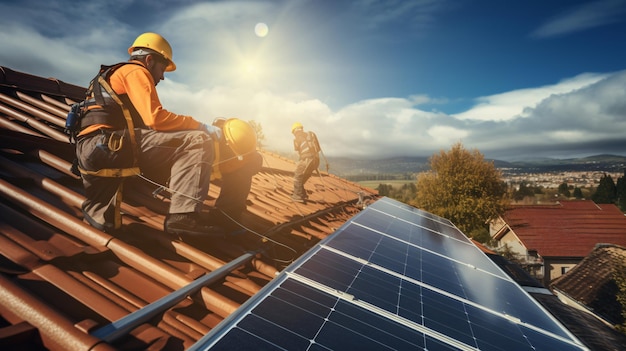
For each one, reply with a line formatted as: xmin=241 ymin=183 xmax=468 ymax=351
xmin=254 ymin=23 xmax=269 ymax=38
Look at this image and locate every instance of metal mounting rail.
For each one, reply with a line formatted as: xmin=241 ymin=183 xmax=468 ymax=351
xmin=90 ymin=251 xmax=256 ymax=343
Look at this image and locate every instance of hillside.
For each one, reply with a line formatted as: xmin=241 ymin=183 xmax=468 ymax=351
xmin=327 ymin=154 xmax=626 ymax=177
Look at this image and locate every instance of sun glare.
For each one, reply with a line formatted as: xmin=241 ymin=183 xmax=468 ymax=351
xmin=239 ymin=59 xmax=262 ymax=82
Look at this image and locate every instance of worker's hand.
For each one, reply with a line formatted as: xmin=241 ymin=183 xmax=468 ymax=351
xmin=201 ymin=124 xmax=222 ymax=141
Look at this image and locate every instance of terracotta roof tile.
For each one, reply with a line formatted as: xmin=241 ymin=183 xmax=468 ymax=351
xmin=501 ymin=200 xmax=626 ymax=257
xmin=0 ymin=65 xmax=378 ymax=349
xmin=551 ymin=244 xmax=626 ymax=325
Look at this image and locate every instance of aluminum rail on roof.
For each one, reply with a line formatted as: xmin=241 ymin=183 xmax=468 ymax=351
xmin=91 ymin=251 xmax=257 ymax=343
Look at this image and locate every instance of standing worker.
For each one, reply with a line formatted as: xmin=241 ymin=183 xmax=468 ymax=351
xmin=291 ymin=122 xmax=321 ymax=202
xmin=70 ymin=32 xmax=260 ymax=238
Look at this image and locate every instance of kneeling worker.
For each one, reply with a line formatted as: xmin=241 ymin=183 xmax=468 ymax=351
xmin=71 ymin=32 xmax=259 ymax=237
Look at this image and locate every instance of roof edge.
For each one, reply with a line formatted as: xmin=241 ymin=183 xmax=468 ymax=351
xmin=0 ymin=66 xmax=86 ymax=100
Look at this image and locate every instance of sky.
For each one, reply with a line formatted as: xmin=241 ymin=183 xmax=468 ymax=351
xmin=1 ymin=0 xmax=625 ymax=161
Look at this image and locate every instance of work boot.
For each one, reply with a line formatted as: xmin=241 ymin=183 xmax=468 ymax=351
xmin=164 ymin=212 xmax=225 ymax=238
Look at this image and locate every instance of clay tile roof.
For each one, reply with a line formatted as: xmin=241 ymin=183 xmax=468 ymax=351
xmin=501 ymin=200 xmax=626 ymax=257
xmin=551 ymin=243 xmax=626 ymax=326
xmin=0 ymin=65 xmax=379 ymax=350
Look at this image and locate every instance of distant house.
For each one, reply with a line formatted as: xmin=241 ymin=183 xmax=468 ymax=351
xmin=486 ymin=251 xmax=626 ymax=350
xmin=550 ymin=243 xmax=626 ymax=328
xmin=489 ymin=200 xmax=626 ymax=286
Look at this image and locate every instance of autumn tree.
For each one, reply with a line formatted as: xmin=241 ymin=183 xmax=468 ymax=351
xmin=412 ymin=142 xmax=508 ymax=237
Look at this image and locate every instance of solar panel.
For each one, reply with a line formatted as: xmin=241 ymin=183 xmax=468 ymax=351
xmin=190 ymin=197 xmax=588 ymax=351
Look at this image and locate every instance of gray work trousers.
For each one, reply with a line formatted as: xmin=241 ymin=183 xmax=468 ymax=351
xmin=293 ymin=156 xmax=319 ymax=199
xmin=76 ymin=128 xmax=213 ymax=232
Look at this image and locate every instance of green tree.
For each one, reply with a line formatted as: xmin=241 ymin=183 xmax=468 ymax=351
xmin=412 ymin=142 xmax=508 ymax=237
xmin=513 ymin=183 xmax=535 ymax=201
xmin=617 ymin=174 xmax=626 ymax=211
xmin=377 ymin=183 xmax=391 ymax=197
xmin=557 ymin=182 xmax=571 ymax=198
xmin=573 ymin=187 xmax=584 ymax=199
xmin=592 ymin=173 xmax=617 ymax=204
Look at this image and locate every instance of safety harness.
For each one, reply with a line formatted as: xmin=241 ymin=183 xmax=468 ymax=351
xmin=66 ymin=62 xmax=145 ymax=230
xmin=296 ymin=131 xmax=321 ymax=159
xmin=66 ymin=62 xmax=144 ymax=178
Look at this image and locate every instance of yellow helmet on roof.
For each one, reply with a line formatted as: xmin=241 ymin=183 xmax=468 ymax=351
xmin=128 ymin=32 xmax=176 ymax=72
xmin=291 ymin=122 xmax=303 ymax=133
xmin=222 ymin=118 xmax=257 ymax=156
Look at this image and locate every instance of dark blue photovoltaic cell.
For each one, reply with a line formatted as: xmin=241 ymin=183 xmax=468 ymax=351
xmin=305 ymin=238 xmax=573 ymax=340
xmin=349 ymin=205 xmax=504 ymax=276
xmin=209 ymin=278 xmax=434 ymax=351
xmin=368 ymin=197 xmax=453 ymax=225
xmin=366 ymin=198 xmax=468 ymax=242
xmin=193 ymin=197 xmax=586 ymax=351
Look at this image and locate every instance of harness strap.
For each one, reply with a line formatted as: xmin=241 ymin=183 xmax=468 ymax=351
xmin=79 ymin=166 xmax=140 ymax=178
xmin=79 ymin=112 xmax=127 ymax=130
xmin=97 ymin=75 xmax=141 ymax=171
xmin=77 ymin=71 xmax=142 ymax=179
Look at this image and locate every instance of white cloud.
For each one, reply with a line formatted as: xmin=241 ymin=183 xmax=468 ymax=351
xmin=427 ymin=126 xmax=469 ymax=146
xmin=453 ymin=73 xmax=608 ymax=122
xmin=460 ymin=70 xmax=626 ymax=159
xmin=532 ymin=0 xmax=626 ymax=38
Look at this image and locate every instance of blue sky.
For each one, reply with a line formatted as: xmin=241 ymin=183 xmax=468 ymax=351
xmin=1 ymin=0 xmax=625 ymax=160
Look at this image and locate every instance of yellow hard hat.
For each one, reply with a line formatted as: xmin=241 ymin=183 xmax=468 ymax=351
xmin=222 ymin=118 xmax=257 ymax=156
xmin=128 ymin=32 xmax=176 ymax=72
xmin=291 ymin=122 xmax=303 ymax=133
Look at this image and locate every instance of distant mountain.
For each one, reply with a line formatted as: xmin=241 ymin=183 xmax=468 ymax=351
xmin=327 ymin=154 xmax=626 ymax=176
xmin=500 ymin=154 xmax=626 ymax=174
xmin=327 ymin=156 xmax=430 ymax=176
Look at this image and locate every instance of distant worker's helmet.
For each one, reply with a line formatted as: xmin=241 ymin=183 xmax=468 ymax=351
xmin=128 ymin=32 xmax=176 ymax=72
xmin=291 ymin=122 xmax=303 ymax=133
xmin=222 ymin=118 xmax=257 ymax=156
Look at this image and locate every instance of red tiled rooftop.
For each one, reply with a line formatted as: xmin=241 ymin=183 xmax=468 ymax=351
xmin=500 ymin=200 xmax=626 ymax=257
xmin=0 ymin=65 xmax=379 ymax=350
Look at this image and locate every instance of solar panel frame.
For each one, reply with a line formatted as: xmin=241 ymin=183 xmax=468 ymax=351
xmin=190 ymin=197 xmax=589 ymax=351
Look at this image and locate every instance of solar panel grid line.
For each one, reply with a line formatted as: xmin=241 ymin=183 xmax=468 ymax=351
xmin=185 ymin=274 xmax=294 ymax=351
xmin=346 ymin=222 xmax=505 ymax=280
xmin=322 ymin=243 xmax=500 ymax=304
xmin=350 ymin=203 xmax=506 ymax=277
xmin=287 ymin=271 xmax=479 ymax=351
xmin=369 ymin=202 xmax=458 ymax=231
xmin=363 ymin=208 xmax=474 ymax=248
xmin=318 ymin=243 xmax=579 ymax=347
xmin=195 ymin=273 xmax=437 ymax=350
xmin=369 ymin=197 xmax=459 ymax=230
